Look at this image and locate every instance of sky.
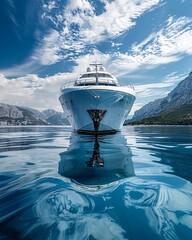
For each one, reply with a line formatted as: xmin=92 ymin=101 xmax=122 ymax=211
xmin=0 ymin=0 xmax=192 ymax=115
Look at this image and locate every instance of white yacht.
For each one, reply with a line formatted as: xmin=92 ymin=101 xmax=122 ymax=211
xmin=59 ymin=63 xmax=136 ymax=134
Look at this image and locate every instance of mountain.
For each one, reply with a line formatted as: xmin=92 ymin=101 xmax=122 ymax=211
xmin=0 ymin=103 xmax=47 ymax=125
xmin=42 ymin=109 xmax=57 ymax=119
xmin=46 ymin=112 xmax=70 ymax=125
xmin=24 ymin=107 xmax=46 ymax=121
xmin=130 ymin=71 xmax=192 ymax=125
xmin=42 ymin=109 xmax=70 ymax=125
xmin=0 ymin=103 xmax=69 ymax=126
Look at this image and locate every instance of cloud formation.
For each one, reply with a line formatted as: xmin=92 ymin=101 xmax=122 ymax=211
xmin=135 ymin=72 xmax=187 ymax=98
xmin=107 ymin=16 xmax=192 ymax=77
xmin=37 ymin=0 xmax=161 ymax=65
xmin=0 ymin=72 xmax=77 ymax=110
xmin=132 ymin=16 xmax=192 ymax=60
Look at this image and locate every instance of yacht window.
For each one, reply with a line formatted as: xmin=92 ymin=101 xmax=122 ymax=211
xmin=79 ymin=74 xmax=95 ymax=78
xmin=75 ymin=81 xmax=117 ymax=86
xmin=79 ymin=73 xmax=113 ymax=79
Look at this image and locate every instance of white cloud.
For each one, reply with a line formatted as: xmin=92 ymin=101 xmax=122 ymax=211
xmin=0 ymin=59 xmax=42 ymax=78
xmin=35 ymin=30 xmax=63 ymax=65
xmin=37 ymin=0 xmax=161 ymax=65
xmin=111 ymin=41 xmax=123 ymax=47
xmin=3 ymin=1 xmax=192 ymax=80
xmin=43 ymin=0 xmax=57 ymax=11
xmin=0 ymin=72 xmax=78 ymax=111
xmin=134 ymin=72 xmax=187 ymax=98
xmin=7 ymin=1 xmax=192 ymax=77
xmin=99 ymin=15 xmax=192 ymax=77
xmin=64 ymin=0 xmax=161 ymax=41
xmin=131 ymin=16 xmax=192 ymax=64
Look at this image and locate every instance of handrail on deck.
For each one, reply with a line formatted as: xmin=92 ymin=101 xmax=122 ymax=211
xmin=60 ymin=80 xmax=134 ymax=91
xmin=60 ymin=81 xmax=76 ymax=90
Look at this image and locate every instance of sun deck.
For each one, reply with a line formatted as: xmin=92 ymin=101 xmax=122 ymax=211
xmin=75 ymin=70 xmax=118 ymax=86
xmin=60 ymin=63 xmax=134 ymax=90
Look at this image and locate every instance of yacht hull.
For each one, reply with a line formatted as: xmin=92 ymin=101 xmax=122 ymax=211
xmin=59 ymin=86 xmax=135 ymax=134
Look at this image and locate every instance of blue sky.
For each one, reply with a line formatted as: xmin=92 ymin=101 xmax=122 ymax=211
xmin=0 ymin=0 xmax=192 ymax=114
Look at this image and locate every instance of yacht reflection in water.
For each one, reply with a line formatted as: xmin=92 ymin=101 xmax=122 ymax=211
xmin=86 ymin=138 xmax=104 ymax=167
xmin=59 ymin=133 xmax=135 ymax=185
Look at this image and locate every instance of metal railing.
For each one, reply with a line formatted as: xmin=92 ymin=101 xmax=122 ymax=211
xmin=60 ymin=80 xmax=135 ymax=91
xmin=60 ymin=81 xmax=76 ymax=91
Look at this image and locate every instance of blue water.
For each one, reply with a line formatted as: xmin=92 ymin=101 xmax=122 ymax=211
xmin=0 ymin=126 xmax=192 ymax=240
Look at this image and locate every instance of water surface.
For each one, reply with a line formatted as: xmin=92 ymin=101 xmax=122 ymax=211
xmin=0 ymin=126 xmax=192 ymax=240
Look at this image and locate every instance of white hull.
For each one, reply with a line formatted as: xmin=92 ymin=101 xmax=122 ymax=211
xmin=59 ymin=86 xmax=135 ymax=134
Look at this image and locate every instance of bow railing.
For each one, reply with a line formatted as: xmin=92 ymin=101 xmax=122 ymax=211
xmin=60 ymin=80 xmax=134 ymax=90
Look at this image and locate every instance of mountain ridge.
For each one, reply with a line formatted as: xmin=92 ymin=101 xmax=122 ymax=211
xmin=129 ymin=71 xmax=192 ymax=125
xmin=0 ymin=103 xmax=69 ymax=126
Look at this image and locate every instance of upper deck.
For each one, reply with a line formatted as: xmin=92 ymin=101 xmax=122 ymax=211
xmin=75 ymin=71 xmax=118 ymax=86
xmin=60 ymin=63 xmax=134 ymax=92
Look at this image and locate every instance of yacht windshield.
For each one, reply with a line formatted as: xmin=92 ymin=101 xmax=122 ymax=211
xmin=79 ymin=73 xmax=113 ymax=79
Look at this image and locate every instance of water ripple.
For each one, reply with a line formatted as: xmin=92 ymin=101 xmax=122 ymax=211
xmin=0 ymin=126 xmax=192 ymax=239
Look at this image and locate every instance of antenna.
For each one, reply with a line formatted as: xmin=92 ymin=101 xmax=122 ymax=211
xmin=90 ymin=61 xmax=102 ymax=71
xmin=90 ymin=61 xmax=102 ymax=85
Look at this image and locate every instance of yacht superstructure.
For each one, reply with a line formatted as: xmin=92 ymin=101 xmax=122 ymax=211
xmin=59 ymin=63 xmax=136 ymax=134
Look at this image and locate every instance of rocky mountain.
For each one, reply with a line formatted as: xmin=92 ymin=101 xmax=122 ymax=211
xmin=46 ymin=112 xmax=70 ymax=125
xmin=0 ymin=103 xmax=47 ymax=125
xmin=0 ymin=103 xmax=23 ymax=119
xmin=42 ymin=109 xmax=57 ymax=119
xmin=0 ymin=103 xmax=69 ymax=126
xmin=24 ymin=107 xmax=46 ymax=121
xmin=130 ymin=71 xmax=192 ymax=125
xmin=42 ymin=109 xmax=70 ymax=125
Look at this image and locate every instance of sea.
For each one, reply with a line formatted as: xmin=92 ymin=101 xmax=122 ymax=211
xmin=0 ymin=126 xmax=192 ymax=240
